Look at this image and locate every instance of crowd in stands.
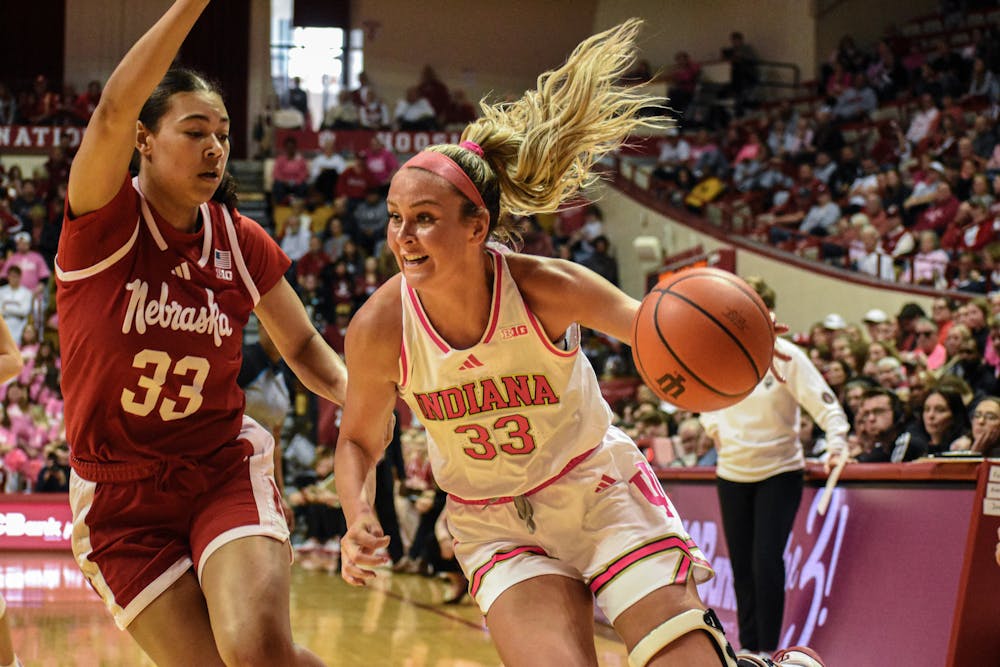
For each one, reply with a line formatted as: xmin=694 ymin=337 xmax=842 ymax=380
xmin=254 ymin=67 xmax=480 ymax=159
xmin=0 ymin=75 xmax=101 ymax=127
xmin=0 ymin=76 xmax=69 ymax=491
xmin=645 ymin=6 xmax=1000 ymax=294
xmin=314 ymin=67 xmax=478 ymax=134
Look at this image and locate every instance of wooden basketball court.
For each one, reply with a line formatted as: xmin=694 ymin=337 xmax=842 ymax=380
xmin=3 ymin=551 xmax=629 ymax=666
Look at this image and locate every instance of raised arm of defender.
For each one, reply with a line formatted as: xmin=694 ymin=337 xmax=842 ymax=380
xmin=68 ymin=0 xmax=211 ymax=216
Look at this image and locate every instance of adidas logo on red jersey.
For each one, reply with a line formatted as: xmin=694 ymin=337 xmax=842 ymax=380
xmin=594 ymin=474 xmax=616 ymax=493
xmin=171 ymin=262 xmax=191 ymax=279
xmin=458 ymin=354 xmax=484 ymax=371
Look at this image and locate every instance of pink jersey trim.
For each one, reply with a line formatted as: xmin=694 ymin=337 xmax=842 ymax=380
xmin=525 ymin=309 xmax=576 ymax=358
xmin=448 ymin=445 xmax=598 ymax=505
xmin=469 ymin=545 xmax=549 ymax=599
xmin=405 ymin=283 xmax=450 ymax=353
xmin=402 ymin=250 xmax=504 ymax=354
xmin=399 ymin=339 xmax=409 ymax=388
xmin=481 ymin=248 xmax=504 ymax=344
xmin=587 ymin=536 xmax=709 ymax=595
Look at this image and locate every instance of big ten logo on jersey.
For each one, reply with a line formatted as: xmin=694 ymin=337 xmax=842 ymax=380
xmin=214 ymin=248 xmax=233 ymax=281
xmin=781 ymin=489 xmax=850 ymax=648
xmin=500 ymin=324 xmax=528 ymax=340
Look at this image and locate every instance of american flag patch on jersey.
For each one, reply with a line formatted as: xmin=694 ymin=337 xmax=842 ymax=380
xmin=214 ymin=249 xmax=232 ymax=269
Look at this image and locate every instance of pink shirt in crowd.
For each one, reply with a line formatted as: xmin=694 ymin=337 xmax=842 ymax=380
xmin=1 ymin=251 xmax=50 ymax=291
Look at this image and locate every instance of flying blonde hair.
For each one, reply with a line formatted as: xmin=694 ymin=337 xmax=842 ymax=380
xmin=424 ymin=18 xmax=666 ymax=241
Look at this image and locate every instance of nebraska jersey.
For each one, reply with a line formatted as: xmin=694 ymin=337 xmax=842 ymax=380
xmin=56 ymin=177 xmax=290 ymax=468
xmin=397 ymin=248 xmax=612 ymax=500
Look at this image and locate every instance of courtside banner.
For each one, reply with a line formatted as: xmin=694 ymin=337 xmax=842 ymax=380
xmin=0 ymin=125 xmax=665 ymax=157
xmin=0 ymin=126 xmax=85 ymax=152
xmin=275 ymin=129 xmax=462 ymax=156
xmin=0 ymin=495 xmax=73 ymax=550
xmin=274 ymin=128 xmax=666 ymax=158
xmin=659 ymin=472 xmax=974 ymax=666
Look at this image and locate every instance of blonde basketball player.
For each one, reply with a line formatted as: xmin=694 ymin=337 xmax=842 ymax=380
xmin=334 ymin=19 xmax=824 ymax=667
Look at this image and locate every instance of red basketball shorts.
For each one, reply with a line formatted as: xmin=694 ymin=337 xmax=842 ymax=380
xmin=68 ymin=416 xmax=289 ymax=629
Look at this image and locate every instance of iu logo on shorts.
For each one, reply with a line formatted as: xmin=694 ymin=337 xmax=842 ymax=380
xmin=656 ymin=372 xmax=686 ymax=398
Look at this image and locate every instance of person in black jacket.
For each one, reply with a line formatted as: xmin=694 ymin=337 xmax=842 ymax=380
xmin=35 ymin=447 xmax=71 ymax=492
xmin=855 ymin=387 xmax=921 ymax=462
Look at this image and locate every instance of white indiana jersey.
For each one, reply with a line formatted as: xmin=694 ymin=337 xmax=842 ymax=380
xmin=398 ymin=248 xmax=612 ymax=500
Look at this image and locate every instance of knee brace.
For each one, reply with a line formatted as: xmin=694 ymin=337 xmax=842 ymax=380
xmin=628 ymin=608 xmax=738 ymax=667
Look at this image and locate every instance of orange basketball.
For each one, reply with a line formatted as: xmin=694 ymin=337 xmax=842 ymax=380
xmin=631 ymin=267 xmax=775 ymax=412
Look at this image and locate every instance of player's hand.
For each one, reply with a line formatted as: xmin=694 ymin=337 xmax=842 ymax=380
xmin=340 ymin=508 xmax=391 ymax=586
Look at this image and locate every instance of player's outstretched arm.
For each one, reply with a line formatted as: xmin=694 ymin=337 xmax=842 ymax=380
xmin=255 ymin=277 xmax=347 ymax=405
xmin=334 ymin=287 xmax=402 ymax=585
xmin=68 ymin=0 xmax=211 ymax=217
xmin=0 ymin=317 xmax=23 ymax=384
xmin=511 ymin=255 xmax=640 ymax=345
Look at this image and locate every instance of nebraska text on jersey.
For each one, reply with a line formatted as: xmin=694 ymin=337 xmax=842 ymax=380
xmin=413 ymin=374 xmax=559 ymax=421
xmin=122 ymin=279 xmax=233 ymax=347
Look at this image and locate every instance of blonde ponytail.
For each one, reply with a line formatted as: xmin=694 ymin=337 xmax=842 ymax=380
xmin=428 ymin=18 xmax=666 ymax=242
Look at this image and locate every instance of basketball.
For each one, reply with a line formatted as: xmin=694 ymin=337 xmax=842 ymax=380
xmin=631 ymin=267 xmax=776 ymax=412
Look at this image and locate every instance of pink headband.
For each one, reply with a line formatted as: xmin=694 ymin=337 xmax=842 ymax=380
xmin=401 ymin=149 xmax=487 ymax=211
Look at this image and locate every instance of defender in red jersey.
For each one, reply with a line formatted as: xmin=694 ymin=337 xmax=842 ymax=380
xmin=57 ymin=2 xmax=346 ymax=664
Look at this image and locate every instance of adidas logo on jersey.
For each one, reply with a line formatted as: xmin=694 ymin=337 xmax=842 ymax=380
xmin=458 ymin=354 xmax=484 ymax=371
xmin=172 ymin=262 xmax=191 ymax=280
xmin=594 ymin=474 xmax=616 ymax=493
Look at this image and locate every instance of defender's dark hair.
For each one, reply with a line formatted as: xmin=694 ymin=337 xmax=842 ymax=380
xmin=138 ymin=68 xmax=238 ymax=210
